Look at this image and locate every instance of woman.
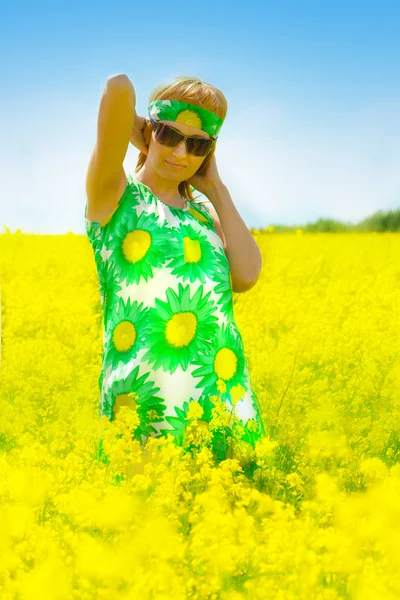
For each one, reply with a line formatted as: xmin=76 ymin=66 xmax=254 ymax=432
xmin=85 ymin=74 xmax=266 ymax=461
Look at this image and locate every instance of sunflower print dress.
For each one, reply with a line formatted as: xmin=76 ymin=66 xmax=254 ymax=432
xmin=84 ymin=175 xmax=266 ymax=459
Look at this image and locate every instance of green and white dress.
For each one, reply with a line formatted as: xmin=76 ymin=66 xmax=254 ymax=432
xmin=85 ymin=175 xmax=266 ymax=457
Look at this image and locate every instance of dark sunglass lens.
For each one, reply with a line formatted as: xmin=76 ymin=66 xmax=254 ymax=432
xmin=155 ymin=124 xmax=182 ymax=147
xmin=187 ymin=138 xmax=213 ymax=156
xmin=154 ymin=122 xmax=214 ymax=155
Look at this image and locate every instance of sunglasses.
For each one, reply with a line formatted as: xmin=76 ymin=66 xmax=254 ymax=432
xmin=148 ymin=113 xmax=217 ymax=157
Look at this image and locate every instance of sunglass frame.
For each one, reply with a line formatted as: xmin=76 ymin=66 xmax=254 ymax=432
xmin=148 ymin=114 xmax=217 ymax=156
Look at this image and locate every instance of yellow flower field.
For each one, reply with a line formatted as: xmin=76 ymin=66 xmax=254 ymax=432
xmin=0 ymin=230 xmax=400 ymax=599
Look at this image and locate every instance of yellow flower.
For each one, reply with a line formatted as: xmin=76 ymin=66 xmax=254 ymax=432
xmin=255 ymin=437 xmax=278 ymax=459
xmin=216 ymin=379 xmax=227 ymax=394
xmin=185 ymin=400 xmax=204 ymax=421
xmin=185 ymin=420 xmax=213 ymax=446
xmin=147 ymin=409 xmax=159 ymax=421
xmin=246 ymin=419 xmax=259 ymax=433
xmin=230 ymin=383 xmax=246 ymax=405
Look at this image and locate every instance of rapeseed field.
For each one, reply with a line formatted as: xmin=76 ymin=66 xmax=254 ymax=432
xmin=0 ymin=229 xmax=399 ymax=599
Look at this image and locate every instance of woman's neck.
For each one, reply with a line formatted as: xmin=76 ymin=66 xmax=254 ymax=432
xmin=134 ymin=167 xmax=186 ymax=207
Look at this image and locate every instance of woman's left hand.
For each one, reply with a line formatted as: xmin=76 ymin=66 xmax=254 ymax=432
xmin=186 ymin=153 xmax=224 ymax=198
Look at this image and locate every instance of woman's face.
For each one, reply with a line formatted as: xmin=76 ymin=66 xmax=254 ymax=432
xmin=148 ymin=119 xmax=212 ymax=180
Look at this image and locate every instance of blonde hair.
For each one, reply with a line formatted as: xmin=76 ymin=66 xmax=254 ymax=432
xmin=135 ymin=75 xmax=228 ymax=202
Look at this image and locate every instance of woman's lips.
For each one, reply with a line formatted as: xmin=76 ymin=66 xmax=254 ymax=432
xmin=166 ymin=161 xmax=186 ymax=169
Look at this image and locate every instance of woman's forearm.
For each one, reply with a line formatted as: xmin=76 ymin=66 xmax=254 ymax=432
xmin=106 ymin=74 xmax=136 ymax=110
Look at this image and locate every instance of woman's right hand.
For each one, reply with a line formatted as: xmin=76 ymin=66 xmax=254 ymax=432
xmin=130 ymin=111 xmax=149 ymax=155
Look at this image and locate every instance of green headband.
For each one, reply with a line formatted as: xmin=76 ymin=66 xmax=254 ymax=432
xmin=147 ymin=99 xmax=224 ymax=138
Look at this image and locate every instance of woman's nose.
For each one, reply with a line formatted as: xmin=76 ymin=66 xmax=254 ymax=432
xmin=172 ymin=140 xmax=188 ymax=156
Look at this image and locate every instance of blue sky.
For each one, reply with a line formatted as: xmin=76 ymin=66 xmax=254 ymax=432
xmin=1 ymin=0 xmax=399 ymax=233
